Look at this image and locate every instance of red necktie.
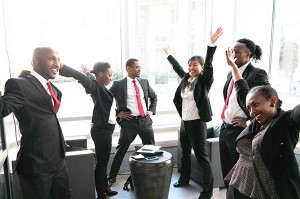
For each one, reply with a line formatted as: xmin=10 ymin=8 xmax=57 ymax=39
xmin=46 ymin=82 xmax=60 ymax=113
xmin=221 ymin=79 xmax=234 ymax=119
xmin=132 ymin=80 xmax=145 ymax=117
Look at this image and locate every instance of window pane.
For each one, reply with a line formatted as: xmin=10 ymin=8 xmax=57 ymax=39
xmin=129 ymin=0 xmax=207 ymax=111
xmin=2 ymin=0 xmax=298 ymax=140
xmin=271 ymin=0 xmax=300 ymax=110
xmin=209 ymin=0 xmax=274 ymax=120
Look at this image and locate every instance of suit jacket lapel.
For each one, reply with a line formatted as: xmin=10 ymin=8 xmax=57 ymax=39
xmin=27 ymin=75 xmax=51 ymax=99
xmin=224 ymin=74 xmax=233 ymax=97
xmin=137 ymin=78 xmax=145 ymax=94
xmin=242 ymin=63 xmax=254 ymax=79
xmin=49 ymin=82 xmax=62 ymax=101
xmin=26 ymin=75 xmax=57 ymax=111
xmin=137 ymin=78 xmax=148 ymax=107
xmin=226 ymin=62 xmax=253 ymax=95
xmin=123 ymin=77 xmax=128 ymax=105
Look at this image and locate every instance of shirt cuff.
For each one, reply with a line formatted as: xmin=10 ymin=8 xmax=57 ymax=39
xmin=208 ymin=43 xmax=217 ymax=47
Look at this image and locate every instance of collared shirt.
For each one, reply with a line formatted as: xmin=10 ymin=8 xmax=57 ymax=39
xmin=31 ymin=70 xmax=56 ymax=105
xmin=31 ymin=70 xmax=49 ymax=94
xmin=223 ymin=62 xmax=249 ymax=124
xmin=181 ymin=77 xmax=200 ymax=121
xmin=126 ymin=77 xmax=147 ymax=116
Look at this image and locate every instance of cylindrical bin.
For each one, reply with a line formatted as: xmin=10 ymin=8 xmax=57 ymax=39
xmin=129 ymin=151 xmax=174 ymax=199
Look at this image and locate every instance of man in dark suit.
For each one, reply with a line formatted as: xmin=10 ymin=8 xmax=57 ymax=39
xmin=219 ymin=38 xmax=269 ymax=189
xmin=107 ymin=58 xmax=157 ymax=186
xmin=0 ymin=47 xmax=71 ymax=199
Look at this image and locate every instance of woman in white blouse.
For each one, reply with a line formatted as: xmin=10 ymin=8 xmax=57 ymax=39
xmin=163 ymin=27 xmax=223 ymax=199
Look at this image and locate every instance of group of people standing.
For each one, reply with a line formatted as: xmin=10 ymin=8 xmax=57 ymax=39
xmin=60 ymin=57 xmax=157 ymax=199
xmin=0 ymin=47 xmax=158 ymax=199
xmin=0 ymin=26 xmax=299 ymax=199
xmin=166 ymin=27 xmax=300 ymax=199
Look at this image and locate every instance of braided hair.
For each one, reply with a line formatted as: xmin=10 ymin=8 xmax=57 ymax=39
xmin=237 ymin=38 xmax=262 ymax=62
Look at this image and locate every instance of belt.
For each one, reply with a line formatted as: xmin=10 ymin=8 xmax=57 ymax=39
xmin=222 ymin=121 xmax=235 ymax=129
xmin=92 ymin=123 xmax=115 ymax=128
xmin=132 ymin=115 xmax=145 ymax=119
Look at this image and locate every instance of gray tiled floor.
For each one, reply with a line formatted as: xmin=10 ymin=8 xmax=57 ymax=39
xmin=107 ymin=167 xmax=226 ymax=199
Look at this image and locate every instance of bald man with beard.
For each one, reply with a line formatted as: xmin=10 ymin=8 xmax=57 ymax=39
xmin=0 ymin=47 xmax=71 ymax=199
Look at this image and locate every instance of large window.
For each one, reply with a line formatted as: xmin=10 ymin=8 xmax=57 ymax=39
xmin=0 ymin=0 xmax=299 ymax=141
xmin=122 ymin=0 xmax=208 ymax=112
xmin=270 ymin=0 xmax=300 ymax=109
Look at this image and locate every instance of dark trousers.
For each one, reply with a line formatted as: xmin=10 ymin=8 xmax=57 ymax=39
xmin=18 ymin=160 xmax=71 ymax=199
xmin=219 ymin=122 xmax=244 ymax=188
xmin=180 ymin=119 xmax=213 ymax=197
xmin=91 ymin=124 xmax=115 ymax=194
xmin=109 ymin=117 xmax=155 ymax=178
xmin=227 ymin=186 xmax=252 ymax=199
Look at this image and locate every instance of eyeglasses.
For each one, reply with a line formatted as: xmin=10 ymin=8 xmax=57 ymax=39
xmin=129 ymin=66 xmax=142 ymax=69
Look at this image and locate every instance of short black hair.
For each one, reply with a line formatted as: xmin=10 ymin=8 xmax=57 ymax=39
xmin=188 ymin=56 xmax=204 ymax=66
xmin=126 ymin=58 xmax=139 ymax=68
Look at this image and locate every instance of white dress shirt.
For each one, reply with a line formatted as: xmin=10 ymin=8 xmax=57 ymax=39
xmin=181 ymin=77 xmax=200 ymax=121
xmin=126 ymin=77 xmax=147 ymax=116
xmin=223 ymin=62 xmax=249 ymax=124
xmin=30 ymin=70 xmax=55 ymax=106
xmin=107 ymin=88 xmax=116 ymax=124
xmin=31 ymin=70 xmax=49 ymax=93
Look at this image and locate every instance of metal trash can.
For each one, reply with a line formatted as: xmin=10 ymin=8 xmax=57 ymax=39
xmin=129 ymin=151 xmax=174 ymax=199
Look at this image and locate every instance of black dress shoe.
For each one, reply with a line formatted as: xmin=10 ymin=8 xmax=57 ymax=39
xmin=96 ymin=188 xmax=106 ymax=199
xmin=198 ymin=195 xmax=211 ymax=199
xmin=107 ymin=177 xmax=116 ymax=187
xmin=105 ymin=187 xmax=118 ymax=196
xmin=173 ymin=180 xmax=189 ymax=187
xmin=97 ymin=194 xmax=106 ymax=199
xmin=96 ymin=185 xmax=106 ymax=199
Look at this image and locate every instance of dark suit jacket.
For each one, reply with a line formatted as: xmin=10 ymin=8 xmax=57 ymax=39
xmin=237 ymin=106 xmax=300 ymax=198
xmin=109 ymin=77 xmax=157 ymax=123
xmin=223 ymin=63 xmax=269 ymax=119
xmin=0 ymin=74 xmax=65 ymax=174
xmin=59 ymin=65 xmax=114 ymax=128
xmin=167 ymin=46 xmax=216 ymax=122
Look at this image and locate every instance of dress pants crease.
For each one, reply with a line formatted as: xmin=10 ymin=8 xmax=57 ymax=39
xmin=91 ymin=124 xmax=114 ymax=190
xmin=18 ymin=160 xmax=71 ymax=199
xmin=180 ymin=119 xmax=213 ymax=197
xmin=109 ymin=117 xmax=154 ymax=178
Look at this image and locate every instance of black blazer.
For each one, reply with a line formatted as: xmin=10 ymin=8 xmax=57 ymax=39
xmin=59 ymin=65 xmax=114 ymax=128
xmin=0 ymin=74 xmax=65 ymax=174
xmin=109 ymin=77 xmax=157 ymax=123
xmin=237 ymin=106 xmax=300 ymax=198
xmin=223 ymin=63 xmax=269 ymax=119
xmin=167 ymin=46 xmax=216 ymax=122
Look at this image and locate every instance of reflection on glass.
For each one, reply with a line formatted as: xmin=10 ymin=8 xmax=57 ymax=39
xmin=272 ymin=0 xmax=300 ymax=110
